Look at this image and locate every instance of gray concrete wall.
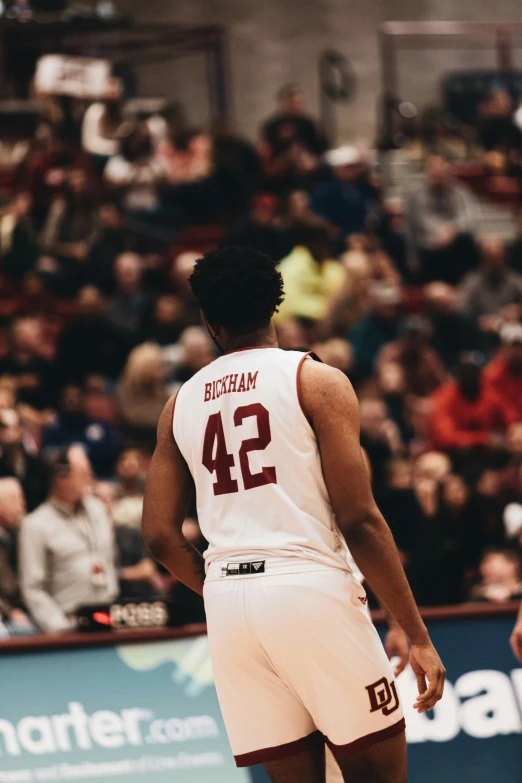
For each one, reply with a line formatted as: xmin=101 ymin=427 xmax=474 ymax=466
xmin=117 ymin=0 xmax=522 ymax=143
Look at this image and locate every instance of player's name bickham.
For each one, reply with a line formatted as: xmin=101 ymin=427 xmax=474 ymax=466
xmin=204 ymin=371 xmax=258 ymax=402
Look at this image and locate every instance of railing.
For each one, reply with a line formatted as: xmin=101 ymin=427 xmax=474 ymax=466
xmin=0 ymin=601 xmax=517 ymax=655
xmin=0 ymin=601 xmax=518 ymax=783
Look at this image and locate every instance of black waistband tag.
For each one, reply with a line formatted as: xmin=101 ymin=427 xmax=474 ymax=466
xmin=224 ymin=560 xmax=265 ymax=576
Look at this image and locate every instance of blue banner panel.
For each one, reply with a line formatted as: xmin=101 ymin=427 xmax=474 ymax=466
xmin=393 ymin=614 xmax=522 ymax=783
xmin=0 ymin=636 xmax=248 ymax=783
xmin=0 ymin=613 xmax=520 ymax=783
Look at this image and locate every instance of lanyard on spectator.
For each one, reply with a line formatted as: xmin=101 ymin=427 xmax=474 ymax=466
xmin=66 ymin=503 xmax=109 ymax=588
xmin=72 ymin=508 xmax=99 ymax=559
xmin=54 ymin=500 xmax=100 ymax=559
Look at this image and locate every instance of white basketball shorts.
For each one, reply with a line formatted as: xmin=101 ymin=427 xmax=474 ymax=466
xmin=203 ymin=559 xmax=405 ymax=767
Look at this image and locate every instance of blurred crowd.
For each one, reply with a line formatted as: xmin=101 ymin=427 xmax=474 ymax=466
xmin=1 ymin=78 xmax=522 ymax=636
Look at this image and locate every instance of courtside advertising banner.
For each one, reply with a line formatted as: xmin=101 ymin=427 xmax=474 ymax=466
xmin=394 ymin=612 xmax=522 ymax=783
xmin=0 ymin=614 xmax=520 ymax=783
xmin=0 ymin=636 xmax=248 ymax=783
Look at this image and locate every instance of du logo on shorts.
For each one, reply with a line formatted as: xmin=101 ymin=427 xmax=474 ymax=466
xmin=366 ymin=676 xmax=400 ymax=716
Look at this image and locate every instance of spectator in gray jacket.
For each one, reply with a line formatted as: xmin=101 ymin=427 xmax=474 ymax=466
xmin=19 ymin=445 xmax=117 ymax=633
xmin=406 ymin=155 xmax=478 ymax=284
xmin=459 ymin=238 xmax=522 ymax=338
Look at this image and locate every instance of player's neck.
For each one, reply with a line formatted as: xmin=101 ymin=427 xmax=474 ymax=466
xmin=223 ymin=324 xmax=278 ymax=354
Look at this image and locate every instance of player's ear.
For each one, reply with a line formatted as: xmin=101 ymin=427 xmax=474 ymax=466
xmin=203 ymin=318 xmax=219 ymax=340
xmin=198 ymin=310 xmax=211 ymax=331
xmin=201 ymin=316 xmax=224 ymax=352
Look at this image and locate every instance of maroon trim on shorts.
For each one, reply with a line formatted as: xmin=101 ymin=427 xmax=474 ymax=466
xmin=234 ymin=730 xmax=323 ymax=768
xmin=326 ymin=717 xmax=406 ymax=760
xmin=296 ymin=351 xmax=322 ymax=426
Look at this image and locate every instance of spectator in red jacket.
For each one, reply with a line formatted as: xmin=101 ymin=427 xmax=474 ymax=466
xmin=430 ymin=352 xmax=519 ymax=452
xmin=484 ymin=322 xmax=522 ymax=418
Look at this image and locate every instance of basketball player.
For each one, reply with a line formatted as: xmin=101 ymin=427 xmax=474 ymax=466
xmin=142 ymin=247 xmax=445 ymax=783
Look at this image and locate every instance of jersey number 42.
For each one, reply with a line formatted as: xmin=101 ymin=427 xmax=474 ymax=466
xmin=202 ymin=403 xmax=277 ymax=495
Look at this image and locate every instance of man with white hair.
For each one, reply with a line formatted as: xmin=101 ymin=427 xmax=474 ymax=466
xmin=20 ymin=445 xmax=118 ymax=633
xmin=179 ymin=327 xmax=215 ymax=373
xmin=163 ymin=326 xmax=215 ymax=390
xmin=0 ymin=477 xmax=33 ymax=633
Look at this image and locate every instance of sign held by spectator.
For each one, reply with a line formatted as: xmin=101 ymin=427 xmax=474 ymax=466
xmin=35 ymin=55 xmax=111 ymax=99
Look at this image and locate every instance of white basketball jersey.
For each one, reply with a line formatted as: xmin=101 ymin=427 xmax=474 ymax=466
xmin=173 ymin=347 xmax=351 ymax=571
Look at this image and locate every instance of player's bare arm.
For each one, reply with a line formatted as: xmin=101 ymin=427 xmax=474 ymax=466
xmin=142 ymin=395 xmax=206 ymax=596
xmin=511 ymin=601 xmax=522 ymax=662
xmin=382 ymin=606 xmax=410 ymax=676
xmin=301 ymin=358 xmax=446 ymax=712
xmin=361 ymin=446 xmax=410 ymax=676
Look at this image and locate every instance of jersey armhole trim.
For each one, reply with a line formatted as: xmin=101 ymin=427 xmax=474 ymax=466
xmin=169 ymin=388 xmax=194 ymax=481
xmin=170 ymin=390 xmax=179 ymax=442
xmin=296 ymin=351 xmax=322 ymax=427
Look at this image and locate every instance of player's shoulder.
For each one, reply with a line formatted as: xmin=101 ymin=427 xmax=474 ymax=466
xmin=299 ymin=359 xmax=357 ymax=420
xmin=300 ymin=354 xmax=353 ymax=388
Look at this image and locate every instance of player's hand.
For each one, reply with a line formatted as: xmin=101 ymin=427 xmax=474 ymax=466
xmin=385 ymin=626 xmax=410 ymax=676
xmin=410 ymin=643 xmax=446 ymax=713
xmin=510 ymin=620 xmax=522 ymax=662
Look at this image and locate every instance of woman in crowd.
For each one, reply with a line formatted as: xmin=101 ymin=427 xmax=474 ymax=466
xmin=116 ymin=343 xmax=170 ymax=449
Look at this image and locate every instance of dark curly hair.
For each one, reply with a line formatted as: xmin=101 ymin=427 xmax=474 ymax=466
xmin=189 ymin=246 xmax=285 ymax=335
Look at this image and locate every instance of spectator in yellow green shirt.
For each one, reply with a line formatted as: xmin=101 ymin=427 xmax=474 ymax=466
xmin=275 ymin=225 xmax=346 ymax=324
